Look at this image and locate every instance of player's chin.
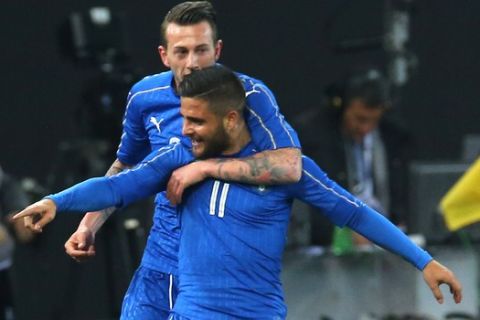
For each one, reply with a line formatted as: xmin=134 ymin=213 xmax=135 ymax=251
xmin=182 ymin=69 xmax=195 ymax=78
xmin=192 ymin=145 xmax=204 ymax=158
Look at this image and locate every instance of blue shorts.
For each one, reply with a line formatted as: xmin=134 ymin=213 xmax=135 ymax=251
xmin=120 ymin=266 xmax=178 ymax=320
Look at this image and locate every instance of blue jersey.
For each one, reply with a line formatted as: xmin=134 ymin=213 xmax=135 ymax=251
xmin=171 ymin=154 xmax=432 ymax=320
xmin=116 ymin=70 xmax=300 ymax=274
xmin=48 ymin=143 xmax=432 ymax=320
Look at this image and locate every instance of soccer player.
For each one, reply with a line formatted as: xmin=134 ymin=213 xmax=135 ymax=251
xmin=15 ymin=65 xmax=462 ymax=319
xmin=64 ymin=2 xmax=301 ymax=319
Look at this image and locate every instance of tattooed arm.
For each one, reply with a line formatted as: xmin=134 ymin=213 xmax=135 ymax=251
xmin=64 ymin=159 xmax=131 ymax=262
xmin=166 ymin=148 xmax=301 ymax=205
xmin=208 ymin=148 xmax=301 ymax=184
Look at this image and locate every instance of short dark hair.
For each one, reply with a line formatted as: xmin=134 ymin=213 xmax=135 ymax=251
xmin=161 ymin=1 xmax=218 ymax=47
xmin=344 ymin=68 xmax=391 ymax=109
xmin=178 ymin=65 xmax=245 ymax=116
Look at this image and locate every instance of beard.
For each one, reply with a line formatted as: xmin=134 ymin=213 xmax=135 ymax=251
xmin=195 ymin=125 xmax=230 ymax=160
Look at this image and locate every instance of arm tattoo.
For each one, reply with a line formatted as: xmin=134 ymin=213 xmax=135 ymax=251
xmin=213 ymin=149 xmax=301 ymax=185
xmin=105 ymin=162 xmax=128 ymax=177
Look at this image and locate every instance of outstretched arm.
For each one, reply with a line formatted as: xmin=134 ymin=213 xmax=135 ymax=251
xmin=13 ymin=143 xmax=192 ymax=233
xmin=293 ymin=156 xmax=463 ymax=304
xmin=167 ymin=147 xmax=301 ymax=205
xmin=65 ymin=159 xmax=130 ymax=262
xmin=80 ymin=159 xmax=130 ymax=232
xmin=12 ymin=176 xmax=123 ymax=232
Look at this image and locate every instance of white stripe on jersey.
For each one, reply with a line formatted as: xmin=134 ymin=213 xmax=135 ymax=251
xmin=256 ymin=84 xmax=297 ymax=147
xmin=117 ymin=143 xmax=180 ymax=175
xmin=168 ymin=274 xmax=174 ymax=310
xmin=117 ymin=85 xmax=171 ymax=151
xmin=218 ymin=183 xmax=230 ymax=218
xmin=245 ymin=83 xmax=297 ymax=148
xmin=123 ymin=85 xmax=171 ymax=122
xmin=209 ymin=181 xmax=221 ymax=215
xmin=302 ymin=162 xmax=360 ymax=208
xmin=244 ymin=106 xmax=277 ymax=148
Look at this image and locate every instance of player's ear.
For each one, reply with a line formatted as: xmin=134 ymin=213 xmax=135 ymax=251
xmin=223 ymin=110 xmax=239 ymax=131
xmin=158 ymin=45 xmax=170 ymax=67
xmin=214 ymin=40 xmax=223 ymax=61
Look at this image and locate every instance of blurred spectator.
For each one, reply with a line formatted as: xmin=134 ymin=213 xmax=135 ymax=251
xmin=0 ymin=166 xmax=34 ymax=320
xmin=295 ymin=67 xmax=412 ymax=247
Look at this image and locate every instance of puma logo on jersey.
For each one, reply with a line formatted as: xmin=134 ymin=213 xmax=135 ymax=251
xmin=150 ymin=117 xmax=164 ymax=133
xmin=245 ymin=86 xmax=260 ymax=97
xmin=258 ymin=185 xmax=266 ymax=192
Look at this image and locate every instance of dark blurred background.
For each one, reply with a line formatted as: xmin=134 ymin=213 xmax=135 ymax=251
xmin=1 ymin=1 xmax=479 ymax=319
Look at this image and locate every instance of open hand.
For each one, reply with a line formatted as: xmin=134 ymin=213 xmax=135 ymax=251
xmin=423 ymin=259 xmax=462 ymax=304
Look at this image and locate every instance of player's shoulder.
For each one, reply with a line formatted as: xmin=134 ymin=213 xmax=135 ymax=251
xmin=130 ymin=70 xmax=173 ymax=94
xmin=145 ymin=139 xmax=193 ymax=167
xmin=235 ymin=71 xmax=266 ymax=89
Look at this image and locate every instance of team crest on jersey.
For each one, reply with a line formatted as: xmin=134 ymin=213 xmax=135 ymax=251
xmin=169 ymin=137 xmax=180 ymax=144
xmin=257 ymin=185 xmax=266 ymax=192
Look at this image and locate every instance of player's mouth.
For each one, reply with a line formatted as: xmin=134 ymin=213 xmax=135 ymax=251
xmin=191 ymin=138 xmax=203 ymax=150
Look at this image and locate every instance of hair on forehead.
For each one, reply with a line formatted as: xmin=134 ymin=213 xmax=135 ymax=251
xmin=178 ymin=65 xmax=245 ymax=116
xmin=161 ymin=1 xmax=218 ymax=46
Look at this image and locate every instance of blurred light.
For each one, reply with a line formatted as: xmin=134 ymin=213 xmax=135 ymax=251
xmin=89 ymin=7 xmax=111 ymax=26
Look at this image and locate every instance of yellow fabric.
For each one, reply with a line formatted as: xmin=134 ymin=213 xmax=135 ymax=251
xmin=440 ymin=158 xmax=480 ymax=231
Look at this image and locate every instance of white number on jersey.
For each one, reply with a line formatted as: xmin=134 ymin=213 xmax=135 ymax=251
xmin=209 ymin=180 xmax=230 ymax=218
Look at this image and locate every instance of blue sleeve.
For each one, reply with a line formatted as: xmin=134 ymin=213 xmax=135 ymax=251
xmin=47 ymin=143 xmax=194 ymax=212
xmin=290 ymin=156 xmax=363 ymax=227
xmin=241 ymin=77 xmax=301 ymax=151
xmin=347 ymin=205 xmax=432 ymax=270
xmin=111 ymin=143 xmax=194 ymax=206
xmin=291 ymin=156 xmax=432 ymax=270
xmin=116 ymin=90 xmax=151 ymax=166
xmin=46 ymin=178 xmax=121 ymax=212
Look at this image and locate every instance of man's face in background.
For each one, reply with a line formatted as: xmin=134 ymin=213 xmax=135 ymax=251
xmin=342 ymin=98 xmax=385 ymax=143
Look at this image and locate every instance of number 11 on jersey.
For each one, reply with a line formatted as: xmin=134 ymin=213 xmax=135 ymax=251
xmin=209 ymin=180 xmax=230 ymax=218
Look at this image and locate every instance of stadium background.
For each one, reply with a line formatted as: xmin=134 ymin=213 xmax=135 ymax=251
xmin=1 ymin=1 xmax=479 ymax=319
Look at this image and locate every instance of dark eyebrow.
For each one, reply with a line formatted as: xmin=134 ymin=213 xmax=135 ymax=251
xmin=173 ymin=46 xmax=188 ymax=51
xmin=185 ymin=115 xmax=204 ymax=122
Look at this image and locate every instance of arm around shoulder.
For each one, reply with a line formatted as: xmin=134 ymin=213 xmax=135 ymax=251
xmin=203 ymin=147 xmax=302 ymax=185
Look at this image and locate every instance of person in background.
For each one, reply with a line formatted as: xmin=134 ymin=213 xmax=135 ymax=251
xmin=296 ymin=67 xmax=412 ymax=247
xmin=0 ymin=165 xmax=35 ymax=320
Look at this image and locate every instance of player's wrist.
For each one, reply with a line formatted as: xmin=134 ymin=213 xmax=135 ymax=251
xmin=198 ymin=159 xmax=216 ymax=178
xmin=79 ymin=212 xmax=103 ymax=234
xmin=42 ymin=198 xmax=57 ymax=210
xmin=41 ymin=197 xmax=58 ymax=212
xmin=77 ymin=224 xmax=95 ymax=237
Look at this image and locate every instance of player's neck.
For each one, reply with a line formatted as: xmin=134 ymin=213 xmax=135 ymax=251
xmin=222 ymin=123 xmax=251 ymax=156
